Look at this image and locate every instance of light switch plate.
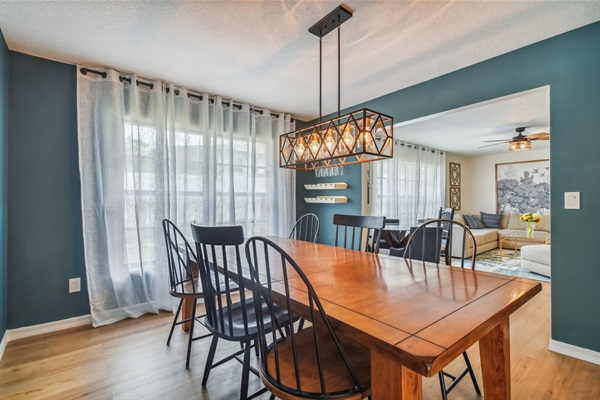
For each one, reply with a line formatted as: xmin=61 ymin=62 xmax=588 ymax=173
xmin=564 ymin=192 xmax=580 ymax=209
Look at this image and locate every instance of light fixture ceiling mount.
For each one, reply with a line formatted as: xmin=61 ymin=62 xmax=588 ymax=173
xmin=279 ymin=5 xmax=393 ymax=170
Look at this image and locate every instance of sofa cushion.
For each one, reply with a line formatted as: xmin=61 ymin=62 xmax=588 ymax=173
xmin=463 ymin=214 xmax=485 ymax=229
xmin=535 ymin=214 xmax=551 ymax=232
xmin=469 ymin=228 xmax=499 ymax=246
xmin=480 ymin=211 xmax=502 ymax=229
xmin=507 ymin=214 xmax=528 ymax=230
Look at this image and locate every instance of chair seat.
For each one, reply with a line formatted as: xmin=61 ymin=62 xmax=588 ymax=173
xmin=262 ymin=327 xmax=371 ymax=400
xmin=206 ymin=297 xmax=293 ymax=340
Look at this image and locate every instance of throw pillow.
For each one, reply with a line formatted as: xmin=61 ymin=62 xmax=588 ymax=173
xmin=480 ymin=211 xmax=502 ymax=229
xmin=463 ymin=214 xmax=485 ymax=229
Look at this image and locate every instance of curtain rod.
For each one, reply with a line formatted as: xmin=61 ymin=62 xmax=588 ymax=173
xmin=80 ymin=67 xmax=292 ymax=121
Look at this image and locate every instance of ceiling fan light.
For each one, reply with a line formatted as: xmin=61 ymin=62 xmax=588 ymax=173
xmin=509 ymin=140 xmax=531 ymax=151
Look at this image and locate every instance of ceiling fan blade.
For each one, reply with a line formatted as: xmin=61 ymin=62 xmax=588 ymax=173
xmin=527 ymin=132 xmax=550 ymax=139
xmin=482 ymin=139 xmax=510 ymax=143
xmin=478 ymin=142 xmax=507 ymax=149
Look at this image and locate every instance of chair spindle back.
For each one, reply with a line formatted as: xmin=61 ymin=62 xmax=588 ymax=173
xmin=289 ymin=213 xmax=320 ymax=243
xmin=163 ymin=219 xmax=199 ymax=295
xmin=191 ymin=223 xmax=253 ymax=339
xmin=333 ymin=214 xmax=385 ymax=253
xmin=245 ymin=236 xmax=364 ymax=398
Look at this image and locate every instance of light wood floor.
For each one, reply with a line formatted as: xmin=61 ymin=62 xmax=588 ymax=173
xmin=1 ymin=282 xmax=599 ymax=399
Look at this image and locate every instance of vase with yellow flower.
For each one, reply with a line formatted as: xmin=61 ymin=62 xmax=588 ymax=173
xmin=520 ymin=212 xmax=542 ymax=238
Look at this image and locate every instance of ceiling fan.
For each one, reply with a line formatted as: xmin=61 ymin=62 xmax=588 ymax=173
xmin=479 ymin=127 xmax=550 ymax=151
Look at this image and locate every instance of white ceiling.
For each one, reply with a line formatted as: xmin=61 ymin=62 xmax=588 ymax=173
xmin=395 ymin=87 xmax=550 ymax=156
xmin=0 ymin=1 xmax=598 ymax=120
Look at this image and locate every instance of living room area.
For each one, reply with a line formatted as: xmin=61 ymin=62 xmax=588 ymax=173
xmin=371 ymin=86 xmax=552 ymax=282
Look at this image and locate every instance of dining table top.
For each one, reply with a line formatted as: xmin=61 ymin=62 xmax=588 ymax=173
xmin=239 ymin=236 xmax=542 ymax=378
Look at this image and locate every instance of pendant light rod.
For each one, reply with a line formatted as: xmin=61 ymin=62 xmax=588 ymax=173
xmin=338 ymin=25 xmax=341 ymax=117
xmin=309 ymin=5 xmax=352 ymax=120
xmin=319 ymin=36 xmax=322 ymax=122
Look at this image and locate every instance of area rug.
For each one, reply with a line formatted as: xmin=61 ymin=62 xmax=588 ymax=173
xmin=452 ymin=248 xmax=550 ymax=283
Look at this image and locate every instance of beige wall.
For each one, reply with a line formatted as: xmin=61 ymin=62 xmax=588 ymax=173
xmin=447 ymin=148 xmax=550 ymax=214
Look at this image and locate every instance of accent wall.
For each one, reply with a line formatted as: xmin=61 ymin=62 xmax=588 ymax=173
xmin=300 ymin=22 xmax=600 ymax=352
xmin=296 ymin=164 xmax=363 ymax=246
xmin=0 ymin=28 xmax=9 ymax=341
xmin=7 ymin=52 xmax=89 ymax=328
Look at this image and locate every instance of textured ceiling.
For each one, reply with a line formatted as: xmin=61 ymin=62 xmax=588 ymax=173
xmin=0 ymin=1 xmax=598 ymax=120
xmin=396 ymin=87 xmax=550 ymax=156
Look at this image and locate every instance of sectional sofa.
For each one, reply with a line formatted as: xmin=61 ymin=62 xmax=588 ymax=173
xmin=451 ymin=212 xmax=551 ymax=258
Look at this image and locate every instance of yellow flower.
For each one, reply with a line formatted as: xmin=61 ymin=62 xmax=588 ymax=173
xmin=520 ymin=212 xmax=542 ymax=223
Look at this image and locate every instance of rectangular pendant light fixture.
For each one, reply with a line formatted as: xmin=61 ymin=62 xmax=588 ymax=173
xmin=279 ymin=5 xmax=393 ymax=170
xmin=280 ymin=108 xmax=393 ymax=169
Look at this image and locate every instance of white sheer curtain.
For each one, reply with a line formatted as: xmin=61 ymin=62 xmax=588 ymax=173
xmin=165 ymin=84 xmax=295 ymax=237
xmin=370 ymin=142 xmax=446 ymax=229
xmin=78 ymin=69 xmax=295 ymax=327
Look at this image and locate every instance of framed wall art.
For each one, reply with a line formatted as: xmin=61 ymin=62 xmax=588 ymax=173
xmin=496 ymin=159 xmax=550 ymax=214
xmin=449 ymin=162 xmax=461 ymax=186
xmin=449 ymin=187 xmax=461 ymax=210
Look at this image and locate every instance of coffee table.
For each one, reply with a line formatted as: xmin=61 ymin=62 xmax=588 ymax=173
xmin=499 ymin=231 xmax=551 ymax=261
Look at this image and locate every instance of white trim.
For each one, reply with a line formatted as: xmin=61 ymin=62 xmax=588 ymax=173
xmin=393 ymin=86 xmax=550 ymax=128
xmin=7 ymin=314 xmax=92 ymax=342
xmin=0 ymin=330 xmax=8 ymax=362
xmin=549 ymin=339 xmax=600 ymax=365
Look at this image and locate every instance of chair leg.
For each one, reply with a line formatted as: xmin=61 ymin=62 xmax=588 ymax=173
xmin=167 ymin=298 xmax=183 ymax=347
xmin=297 ymin=318 xmax=305 ymax=332
xmin=463 ymin=351 xmax=481 ymax=395
xmin=202 ymin=335 xmax=219 ymax=386
xmin=240 ymin=343 xmax=252 ymax=400
xmin=253 ymin=339 xmax=259 ymax=357
xmin=438 ymin=371 xmax=449 ymax=400
xmin=269 ymin=395 xmax=275 ymax=400
xmin=185 ymin=298 xmax=197 ymax=369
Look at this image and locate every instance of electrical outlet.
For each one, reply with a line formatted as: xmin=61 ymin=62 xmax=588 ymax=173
xmin=69 ymin=278 xmax=81 ymax=293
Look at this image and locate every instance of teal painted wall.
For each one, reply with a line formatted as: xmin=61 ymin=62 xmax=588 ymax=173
xmin=300 ymin=22 xmax=600 ymax=351
xmin=7 ymin=52 xmax=89 ymax=328
xmin=296 ymin=164 xmax=363 ymax=245
xmin=0 ymin=29 xmax=8 ymax=339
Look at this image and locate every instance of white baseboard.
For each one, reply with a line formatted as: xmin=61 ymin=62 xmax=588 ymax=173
xmin=549 ymin=338 xmax=600 ymax=365
xmin=0 ymin=330 xmax=8 ymax=362
xmin=7 ymin=314 xmax=92 ymax=342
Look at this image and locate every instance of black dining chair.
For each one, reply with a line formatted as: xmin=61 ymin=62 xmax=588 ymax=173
xmin=438 ymin=207 xmax=455 ymax=265
xmin=402 ymin=219 xmax=480 ymax=400
xmin=162 ymin=219 xmax=214 ymax=369
xmin=245 ymin=236 xmax=371 ymax=400
xmin=191 ymin=223 xmax=294 ymax=400
xmin=289 ymin=213 xmax=320 ymax=243
xmin=389 ymin=225 xmax=443 ymax=263
xmin=378 ymin=218 xmax=405 ymax=250
xmin=333 ymin=214 xmax=386 ymax=253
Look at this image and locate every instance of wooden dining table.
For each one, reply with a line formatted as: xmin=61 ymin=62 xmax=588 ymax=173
xmin=183 ymin=237 xmax=542 ymax=399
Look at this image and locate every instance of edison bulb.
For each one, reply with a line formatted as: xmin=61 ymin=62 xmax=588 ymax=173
xmin=309 ymin=132 xmax=321 ymax=156
xmin=342 ymin=126 xmax=354 ymax=147
xmin=294 ymin=137 xmax=306 ymax=158
xmin=361 ymin=117 xmax=373 ymax=146
xmin=324 ymin=129 xmax=336 ymax=154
